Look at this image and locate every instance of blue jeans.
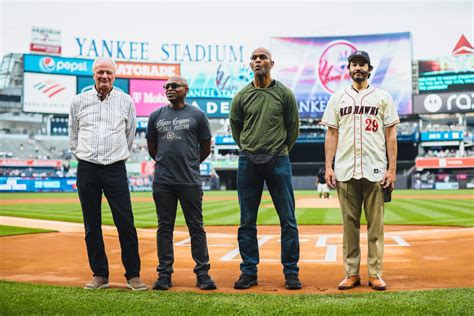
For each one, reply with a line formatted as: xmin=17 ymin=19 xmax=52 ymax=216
xmin=237 ymin=155 xmax=300 ymax=275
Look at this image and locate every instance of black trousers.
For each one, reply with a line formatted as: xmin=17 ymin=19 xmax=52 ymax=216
xmin=152 ymin=183 xmax=210 ymax=276
xmin=76 ymin=160 xmax=140 ymax=280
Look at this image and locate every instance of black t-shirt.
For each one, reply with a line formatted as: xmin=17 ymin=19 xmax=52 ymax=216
xmin=146 ymin=104 xmax=212 ymax=186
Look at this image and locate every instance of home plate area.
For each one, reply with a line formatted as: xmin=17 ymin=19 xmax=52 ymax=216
xmin=174 ymin=232 xmax=410 ymax=263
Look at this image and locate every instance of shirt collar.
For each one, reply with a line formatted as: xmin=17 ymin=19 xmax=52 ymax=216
xmin=95 ymin=86 xmax=114 ymax=101
xmin=250 ymin=79 xmax=276 ymax=88
xmin=351 ymin=84 xmax=370 ymax=94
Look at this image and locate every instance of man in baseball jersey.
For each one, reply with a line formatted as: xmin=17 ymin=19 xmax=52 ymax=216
xmin=321 ymin=51 xmax=399 ymax=291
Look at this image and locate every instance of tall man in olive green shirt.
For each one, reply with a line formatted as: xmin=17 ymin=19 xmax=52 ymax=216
xmin=230 ymin=47 xmax=301 ymax=290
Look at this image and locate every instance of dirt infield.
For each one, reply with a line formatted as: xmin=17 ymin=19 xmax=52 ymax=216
xmin=1 ymin=216 xmax=473 ymax=294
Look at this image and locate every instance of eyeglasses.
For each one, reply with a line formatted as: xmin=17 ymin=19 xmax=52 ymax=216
xmin=163 ymin=83 xmax=186 ymax=90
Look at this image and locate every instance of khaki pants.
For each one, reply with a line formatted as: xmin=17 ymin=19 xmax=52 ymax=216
xmin=336 ymin=178 xmax=384 ymax=278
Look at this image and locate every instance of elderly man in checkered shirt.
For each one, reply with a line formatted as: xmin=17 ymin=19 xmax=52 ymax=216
xmin=69 ymin=57 xmax=146 ymax=291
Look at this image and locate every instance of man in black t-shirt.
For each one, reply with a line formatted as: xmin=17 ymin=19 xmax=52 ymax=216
xmin=146 ymin=76 xmax=216 ymax=291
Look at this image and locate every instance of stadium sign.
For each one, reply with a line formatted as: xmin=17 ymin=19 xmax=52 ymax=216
xmin=30 ymin=26 xmax=61 ymax=55
xmin=187 ymin=98 xmax=232 ymax=118
xmin=74 ymin=37 xmax=245 ymax=63
xmin=415 ymin=157 xmax=474 ymax=169
xmin=23 ymin=73 xmax=76 ymax=114
xmin=116 ymin=61 xmax=180 ymax=79
xmin=271 ymin=32 xmax=413 ymax=118
xmin=0 ymin=159 xmax=62 ymax=167
xmin=413 ymin=91 xmax=474 ymax=114
xmin=24 ymin=54 xmax=93 ymax=76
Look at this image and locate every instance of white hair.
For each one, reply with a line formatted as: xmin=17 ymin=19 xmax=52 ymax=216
xmin=92 ymin=57 xmax=117 ymax=73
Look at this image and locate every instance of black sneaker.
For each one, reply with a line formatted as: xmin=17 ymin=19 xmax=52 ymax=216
xmin=196 ymin=274 xmax=217 ymax=290
xmin=234 ymin=274 xmax=258 ymax=289
xmin=285 ymin=273 xmax=302 ymax=290
xmin=152 ymin=275 xmax=172 ymax=290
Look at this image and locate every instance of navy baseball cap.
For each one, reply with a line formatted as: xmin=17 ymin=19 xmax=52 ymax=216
xmin=348 ymin=51 xmax=371 ymax=66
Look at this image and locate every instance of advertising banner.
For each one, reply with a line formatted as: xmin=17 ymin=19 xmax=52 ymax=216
xmin=24 ymin=54 xmax=93 ymax=76
xmin=182 ymin=62 xmax=253 ymax=101
xmin=30 ymin=26 xmax=61 ymax=55
xmin=435 ymin=182 xmax=460 ymax=190
xmin=271 ymin=32 xmax=413 ymax=118
xmin=413 ymin=91 xmax=474 ymax=114
xmin=116 ymin=61 xmax=180 ymax=79
xmin=415 ymin=157 xmax=474 ymax=169
xmin=23 ymin=73 xmax=77 ymax=114
xmin=200 ymin=162 xmax=212 ymax=176
xmin=50 ymin=115 xmax=69 ymax=136
xmin=418 ymin=55 xmax=474 ymax=94
xmin=420 ymin=131 xmax=464 ymax=142
xmin=187 ymin=98 xmax=232 ymax=118
xmin=0 ymin=177 xmax=77 ymax=192
xmin=140 ymin=161 xmax=212 ymax=176
xmin=129 ymin=79 xmax=168 ymax=116
xmin=0 ymin=159 xmax=63 ymax=167
xmin=215 ymin=135 xmax=236 ymax=145
xmin=76 ymin=76 xmax=129 ymax=94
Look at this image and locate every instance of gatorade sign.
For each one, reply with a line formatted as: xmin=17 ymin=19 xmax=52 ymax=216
xmin=116 ymin=61 xmax=180 ymax=79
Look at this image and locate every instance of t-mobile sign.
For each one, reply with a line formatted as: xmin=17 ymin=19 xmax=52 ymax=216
xmin=129 ymin=79 xmax=168 ymax=117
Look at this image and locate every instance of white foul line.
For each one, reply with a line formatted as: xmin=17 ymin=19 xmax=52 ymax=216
xmin=315 ymin=236 xmax=328 ymax=247
xmin=220 ymin=235 xmax=273 ymax=261
xmin=175 ymin=237 xmax=191 ymax=246
xmin=391 ymin=235 xmax=410 ymax=246
xmin=324 ymin=245 xmax=337 ymax=262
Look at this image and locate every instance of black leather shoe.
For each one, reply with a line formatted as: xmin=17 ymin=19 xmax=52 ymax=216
xmin=152 ymin=275 xmax=172 ymax=290
xmin=196 ymin=274 xmax=217 ymax=290
xmin=285 ymin=273 xmax=302 ymax=290
xmin=234 ymin=274 xmax=258 ymax=289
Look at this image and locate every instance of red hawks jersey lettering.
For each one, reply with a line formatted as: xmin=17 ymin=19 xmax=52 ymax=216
xmin=322 ymin=86 xmax=399 ymax=182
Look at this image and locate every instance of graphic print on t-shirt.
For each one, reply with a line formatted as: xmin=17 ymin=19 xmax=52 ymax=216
xmin=156 ymin=117 xmax=191 ymax=141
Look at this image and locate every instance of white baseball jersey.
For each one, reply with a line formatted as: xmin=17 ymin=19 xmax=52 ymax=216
xmin=321 ymin=86 xmax=399 ymax=182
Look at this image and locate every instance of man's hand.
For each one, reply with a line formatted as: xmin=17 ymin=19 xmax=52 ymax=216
xmin=325 ymin=167 xmax=336 ymax=189
xmin=381 ymin=170 xmax=396 ymax=191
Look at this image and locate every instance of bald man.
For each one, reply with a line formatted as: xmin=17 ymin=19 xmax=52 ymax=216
xmin=69 ymin=57 xmax=146 ymax=291
xmin=230 ymin=47 xmax=301 ymax=290
xmin=146 ymin=76 xmax=216 ymax=291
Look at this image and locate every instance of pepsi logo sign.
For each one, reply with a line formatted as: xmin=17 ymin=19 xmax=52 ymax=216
xmin=39 ymin=57 xmax=89 ymax=73
xmin=40 ymin=57 xmax=56 ymax=72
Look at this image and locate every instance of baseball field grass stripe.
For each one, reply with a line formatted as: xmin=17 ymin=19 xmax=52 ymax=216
xmin=1 ymin=190 xmax=472 ymax=227
xmin=383 ymin=206 xmax=407 ymax=222
xmin=203 ymin=204 xmax=241 ymax=217
xmin=206 ymin=213 xmax=240 ymax=225
xmin=399 ymin=199 xmax=474 ymax=225
xmin=1 ymin=281 xmax=472 ymax=315
xmin=385 ymin=200 xmax=442 ymax=222
xmin=295 ymin=207 xmax=312 ymax=217
xmin=298 ymin=208 xmax=341 ymax=225
xmin=402 ymin=200 xmax=465 ymax=220
xmin=0 ymin=225 xmax=55 ymax=237
xmin=257 ymin=206 xmax=282 ymax=224
xmin=409 ymin=199 xmax=474 ymax=218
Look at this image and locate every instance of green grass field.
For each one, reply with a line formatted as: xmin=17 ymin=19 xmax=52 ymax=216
xmin=0 ymin=225 xmax=54 ymax=237
xmin=0 ymin=281 xmax=472 ymax=315
xmin=1 ymin=190 xmax=473 ymax=227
